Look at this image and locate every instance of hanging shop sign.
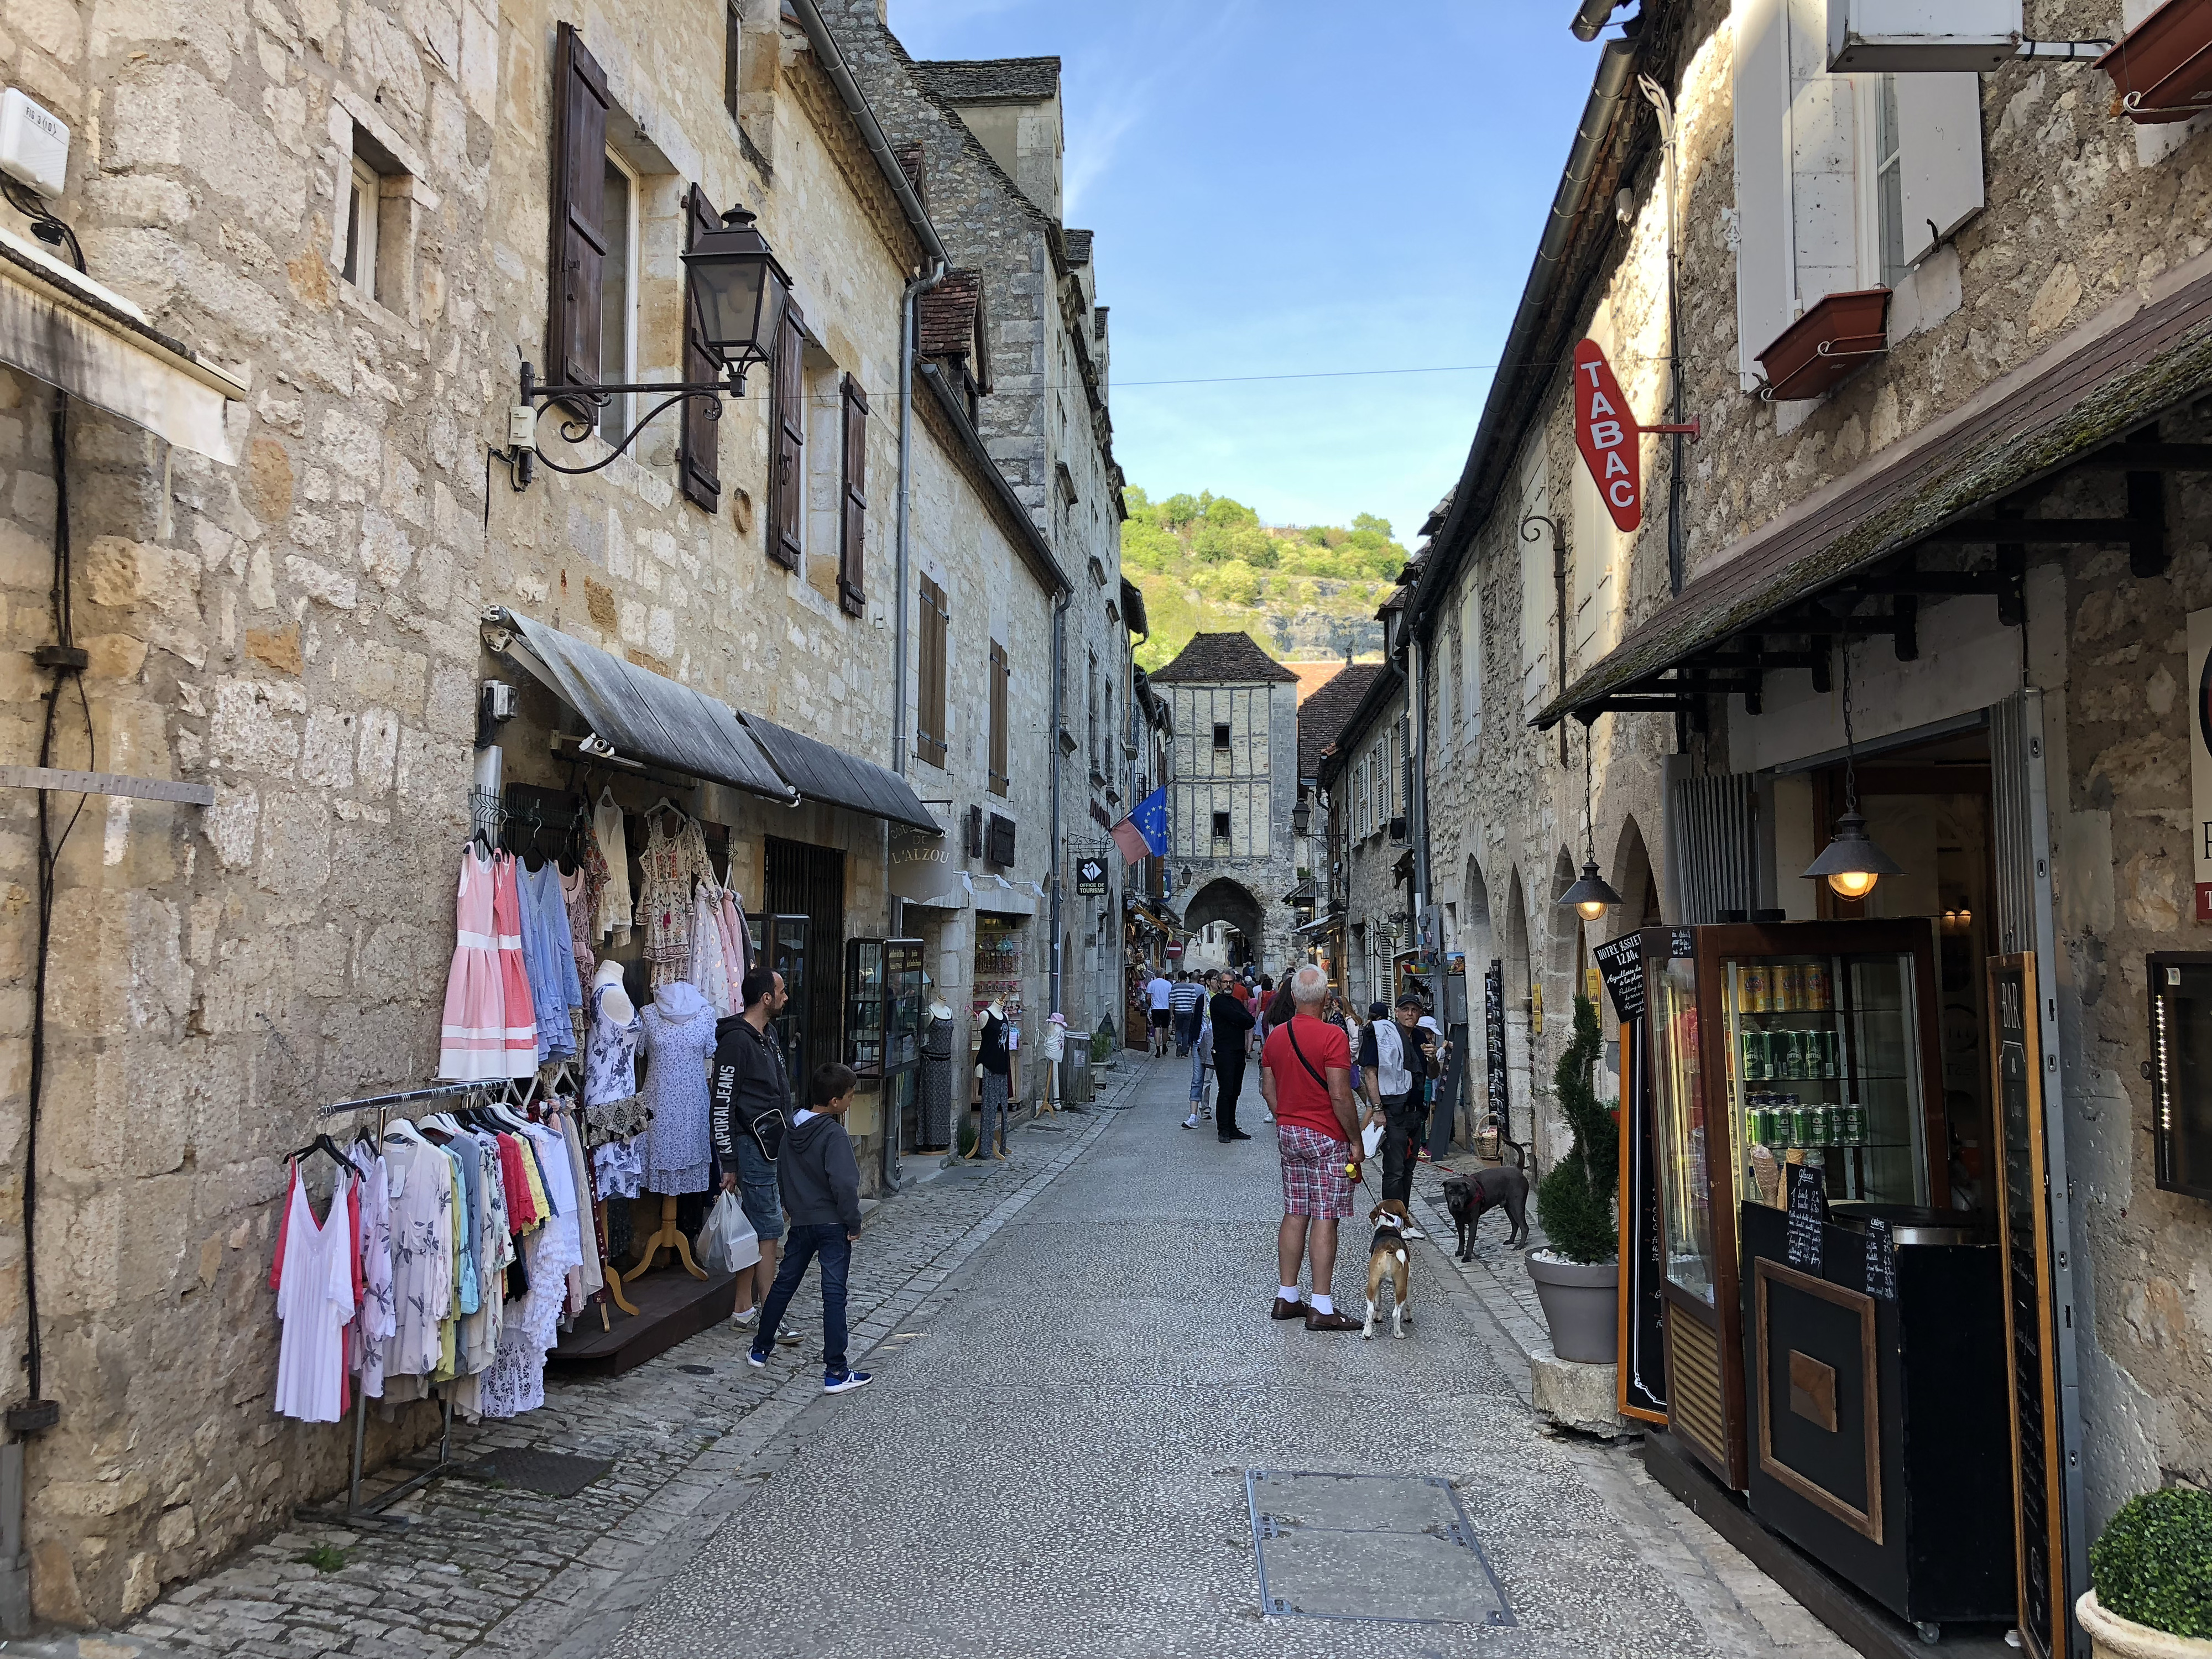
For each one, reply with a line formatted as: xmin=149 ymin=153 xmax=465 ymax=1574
xmin=1484 ymin=959 xmax=1509 ymax=1129
xmin=1574 ymin=340 xmax=1643 ymax=532
xmin=1593 ymin=929 xmax=1645 ymax=1024
xmin=1075 ymin=854 xmax=1109 ymax=897
xmin=2191 ymin=608 xmax=2212 ymax=921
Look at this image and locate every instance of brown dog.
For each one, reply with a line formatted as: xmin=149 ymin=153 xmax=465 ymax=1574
xmin=1363 ymin=1200 xmax=1415 ymax=1340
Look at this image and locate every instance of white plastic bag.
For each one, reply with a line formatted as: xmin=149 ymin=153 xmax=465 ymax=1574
xmin=699 ymin=1191 xmax=760 ymax=1275
xmin=1361 ymin=1120 xmax=1385 ymax=1161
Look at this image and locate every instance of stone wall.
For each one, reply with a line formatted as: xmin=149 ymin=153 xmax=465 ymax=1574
xmin=1166 ymin=680 xmax=1300 ymax=972
xmin=0 ymin=0 xmax=1073 ymax=1625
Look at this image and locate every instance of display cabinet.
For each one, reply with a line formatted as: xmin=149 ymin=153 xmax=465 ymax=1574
xmin=1642 ymin=921 xmax=1945 ymax=1490
xmin=843 ymin=938 xmax=924 ymax=1086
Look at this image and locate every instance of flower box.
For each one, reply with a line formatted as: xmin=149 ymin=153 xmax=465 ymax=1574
xmin=2096 ymin=0 xmax=2212 ymax=125
xmin=1754 ymin=288 xmax=1893 ymax=403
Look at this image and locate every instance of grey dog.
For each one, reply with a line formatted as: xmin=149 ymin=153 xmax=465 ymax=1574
xmin=1443 ymin=1167 xmax=1531 ymax=1256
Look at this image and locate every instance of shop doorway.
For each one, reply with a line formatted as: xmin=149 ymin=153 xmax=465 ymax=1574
xmin=765 ymin=837 xmax=846 ymax=1088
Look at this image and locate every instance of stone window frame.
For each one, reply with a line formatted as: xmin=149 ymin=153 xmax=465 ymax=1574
xmin=325 ymin=90 xmax=439 ymax=330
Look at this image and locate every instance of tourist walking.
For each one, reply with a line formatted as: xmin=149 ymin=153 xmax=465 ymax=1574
xmin=1359 ymin=994 xmax=1438 ymax=1225
xmin=748 ymin=1062 xmax=872 ymax=1394
xmin=1259 ymin=964 xmax=1361 ymax=1330
xmin=1170 ymin=971 xmax=1204 ymax=1056
xmin=1209 ymin=972 xmax=1256 ymax=1141
xmin=1182 ymin=981 xmax=1215 ymax=1129
xmin=1145 ymin=969 xmax=1174 ymax=1057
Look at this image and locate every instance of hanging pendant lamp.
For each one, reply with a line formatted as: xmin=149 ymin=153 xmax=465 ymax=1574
xmin=1803 ymin=635 xmax=1902 ymax=900
xmin=1557 ymin=719 xmax=1624 ymax=922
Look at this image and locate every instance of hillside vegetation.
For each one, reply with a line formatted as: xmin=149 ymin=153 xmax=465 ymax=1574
xmin=1121 ymin=488 xmax=1407 ymax=673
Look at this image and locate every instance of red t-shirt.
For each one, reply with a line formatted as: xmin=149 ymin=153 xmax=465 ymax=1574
xmin=1261 ymin=1014 xmax=1351 ymax=1140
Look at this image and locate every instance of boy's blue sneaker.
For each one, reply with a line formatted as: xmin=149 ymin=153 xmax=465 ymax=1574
xmin=822 ymin=1370 xmax=872 ymax=1394
xmin=745 ymin=1348 xmax=769 ymax=1368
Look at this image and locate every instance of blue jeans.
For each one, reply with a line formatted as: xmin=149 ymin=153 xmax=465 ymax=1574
xmin=755 ymin=1223 xmax=851 ymax=1373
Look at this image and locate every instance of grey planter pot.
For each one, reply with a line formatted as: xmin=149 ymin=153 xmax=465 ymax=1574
xmin=1526 ymin=1254 xmax=1620 ymax=1364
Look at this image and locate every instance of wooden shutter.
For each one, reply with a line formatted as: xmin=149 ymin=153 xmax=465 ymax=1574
xmin=838 ymin=373 xmax=868 ymax=615
xmin=547 ymin=23 xmax=610 ymax=409
xmin=679 ymin=184 xmax=722 ymax=513
xmin=1732 ymin=0 xmax=1792 ymax=388
xmin=988 ymin=640 xmax=1009 ymax=795
xmin=1895 ymin=72 xmax=1985 ymax=267
xmin=768 ymin=301 xmax=806 ymax=568
xmin=916 ymin=575 xmax=948 ymax=768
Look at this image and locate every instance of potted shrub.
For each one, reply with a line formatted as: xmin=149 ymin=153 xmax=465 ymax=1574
xmin=2078 ymin=1486 xmax=2212 ymax=1658
xmin=1526 ymin=994 xmax=1620 ymax=1364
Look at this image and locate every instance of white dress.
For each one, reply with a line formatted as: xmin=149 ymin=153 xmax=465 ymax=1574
xmin=593 ymin=787 xmax=632 ymax=946
xmin=382 ymin=1140 xmax=456 ymax=1382
xmin=478 ymin=1123 xmax=584 ymax=1420
xmin=274 ymin=1166 xmax=357 ymax=1424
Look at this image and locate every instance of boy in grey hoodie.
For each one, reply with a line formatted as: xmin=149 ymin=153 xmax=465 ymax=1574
xmin=747 ymin=1062 xmax=871 ymax=1392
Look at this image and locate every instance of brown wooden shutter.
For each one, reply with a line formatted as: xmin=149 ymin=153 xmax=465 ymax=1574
xmin=547 ymin=24 xmax=610 ymax=412
xmin=837 ymin=373 xmax=868 ymax=615
xmin=768 ymin=301 xmax=805 ymax=568
xmin=678 ymin=184 xmax=722 ymax=513
xmin=916 ymin=575 xmax=948 ymax=768
xmin=988 ymin=640 xmax=1009 ymax=795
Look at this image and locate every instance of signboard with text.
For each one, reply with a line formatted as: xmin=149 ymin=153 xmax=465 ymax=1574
xmin=1574 ymin=338 xmax=1642 ymax=533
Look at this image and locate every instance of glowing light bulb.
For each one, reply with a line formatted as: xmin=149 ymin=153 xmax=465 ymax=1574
xmin=1575 ymin=896 xmax=1610 ymax=922
xmin=1827 ymin=869 xmax=1880 ymax=901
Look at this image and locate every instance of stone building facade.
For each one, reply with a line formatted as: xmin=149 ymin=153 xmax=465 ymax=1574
xmin=1318 ymin=665 xmax=1412 ymax=1014
xmin=0 ymin=0 xmax=1102 ymax=1626
xmin=1151 ymin=633 xmax=1300 ymax=973
xmin=1405 ymin=0 xmax=2212 ymax=1597
xmin=807 ymin=9 xmax=1135 ymax=1049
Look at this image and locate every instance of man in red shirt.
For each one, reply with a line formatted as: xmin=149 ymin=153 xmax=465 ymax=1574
xmin=1259 ymin=963 xmax=1362 ymax=1331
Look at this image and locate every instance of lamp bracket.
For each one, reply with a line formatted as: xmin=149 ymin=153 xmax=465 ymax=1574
xmin=507 ymin=359 xmax=749 ymax=491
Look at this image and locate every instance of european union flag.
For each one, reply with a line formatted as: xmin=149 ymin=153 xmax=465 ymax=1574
xmin=1110 ymin=787 xmax=1170 ymax=863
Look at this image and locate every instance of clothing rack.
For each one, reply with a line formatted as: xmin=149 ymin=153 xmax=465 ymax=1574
xmin=294 ymin=1084 xmax=476 ymax=1529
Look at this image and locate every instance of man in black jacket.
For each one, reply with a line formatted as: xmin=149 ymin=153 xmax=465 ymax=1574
xmin=713 ymin=967 xmax=795 ymax=1335
xmin=1209 ymin=971 xmax=1255 ymax=1142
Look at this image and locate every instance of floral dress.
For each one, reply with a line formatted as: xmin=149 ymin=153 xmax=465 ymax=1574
xmin=639 ymin=983 xmax=717 ymax=1194
xmin=381 ymin=1139 xmax=456 ymax=1381
xmin=634 ymin=813 xmax=713 ymax=988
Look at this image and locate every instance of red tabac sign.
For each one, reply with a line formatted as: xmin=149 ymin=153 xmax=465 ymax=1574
xmin=1573 ymin=339 xmax=1641 ymax=533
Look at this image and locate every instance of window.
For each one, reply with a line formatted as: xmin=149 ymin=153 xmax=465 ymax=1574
xmin=1087 ymin=651 xmax=1099 ymax=768
xmin=679 ymin=184 xmax=721 ymax=512
xmin=988 ymin=640 xmax=1009 ymax=795
xmin=1459 ymin=582 xmax=1483 ymax=739
xmin=1518 ymin=442 xmax=1554 ymax=714
xmin=1731 ymin=0 xmax=1984 ymax=386
xmin=1211 ymin=810 xmax=1232 ymax=841
xmin=916 ymin=574 xmax=948 ymax=768
xmin=343 ymin=156 xmax=380 ymax=301
xmin=597 ymin=150 xmax=639 ymax=445
xmin=1212 ymin=721 xmax=1231 ymax=750
xmin=837 ymin=373 xmax=868 ymax=614
xmin=724 ymin=0 xmax=743 ymax=123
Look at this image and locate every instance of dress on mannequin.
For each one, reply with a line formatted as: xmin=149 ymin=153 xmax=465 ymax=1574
xmin=919 ymin=1001 xmax=956 ymax=1150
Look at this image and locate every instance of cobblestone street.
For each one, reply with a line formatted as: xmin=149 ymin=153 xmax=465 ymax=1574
xmin=6 ymin=1058 xmax=1853 ymax=1659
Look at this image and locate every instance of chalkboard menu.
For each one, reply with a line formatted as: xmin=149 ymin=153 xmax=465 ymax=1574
xmin=1485 ymin=959 xmax=1509 ymax=1135
xmin=1989 ymin=954 xmax=2071 ymax=1659
xmin=1863 ymin=1218 xmax=1897 ymax=1302
xmin=1785 ymin=1163 xmax=1827 ymax=1273
xmin=1593 ymin=931 xmax=1645 ymax=1024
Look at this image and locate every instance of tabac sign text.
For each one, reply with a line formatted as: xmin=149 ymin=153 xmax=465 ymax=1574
xmin=1574 ymin=339 xmax=1642 ymax=533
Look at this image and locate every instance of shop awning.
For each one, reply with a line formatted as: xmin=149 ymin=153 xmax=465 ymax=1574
xmin=1536 ymin=258 xmax=2212 ymax=728
xmin=1293 ymin=911 xmax=1344 ymax=938
xmin=1126 ymin=896 xmax=1183 ymax=936
xmin=0 ymin=229 xmax=247 ymax=462
xmin=971 ymin=874 xmax=1040 ymax=916
xmin=486 ymin=608 xmax=795 ymax=804
xmin=737 ymin=713 xmax=940 ymax=834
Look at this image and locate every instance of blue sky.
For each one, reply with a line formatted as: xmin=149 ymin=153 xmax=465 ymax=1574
xmin=889 ymin=1 xmax=1612 ymax=548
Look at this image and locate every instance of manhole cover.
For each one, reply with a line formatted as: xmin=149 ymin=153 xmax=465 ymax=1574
xmin=1246 ymin=1470 xmax=1515 ymax=1626
xmin=460 ymin=1449 xmax=614 ymax=1498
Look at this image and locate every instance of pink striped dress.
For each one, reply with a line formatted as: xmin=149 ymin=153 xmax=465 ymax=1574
xmin=437 ymin=848 xmax=507 ymax=1080
xmin=492 ymin=852 xmax=540 ymax=1076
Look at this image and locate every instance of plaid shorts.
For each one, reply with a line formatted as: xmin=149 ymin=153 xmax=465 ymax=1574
xmin=1277 ymin=1124 xmax=1353 ymax=1218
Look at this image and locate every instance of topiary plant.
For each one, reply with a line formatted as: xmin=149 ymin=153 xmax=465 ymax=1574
xmin=1535 ymin=993 xmax=1620 ymax=1265
xmin=2092 ymin=1486 xmax=2212 ymax=1638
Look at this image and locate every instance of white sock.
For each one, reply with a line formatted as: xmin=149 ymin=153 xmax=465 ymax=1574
xmin=1278 ymin=1286 xmax=1301 ymax=1303
xmin=1312 ymin=1294 xmax=1335 ymax=1316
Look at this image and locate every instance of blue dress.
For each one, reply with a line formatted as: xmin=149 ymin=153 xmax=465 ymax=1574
xmin=519 ymin=861 xmax=582 ymax=1062
xmin=638 ymin=982 xmax=716 ymax=1194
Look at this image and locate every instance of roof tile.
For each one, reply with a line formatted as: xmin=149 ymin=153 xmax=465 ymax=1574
xmin=1149 ymin=631 xmax=1299 ymax=685
xmin=1297 ymin=664 xmax=1384 ymax=779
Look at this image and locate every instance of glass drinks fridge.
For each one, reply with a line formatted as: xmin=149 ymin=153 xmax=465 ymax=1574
xmin=1644 ymin=921 xmax=1943 ymax=1489
xmin=843 ymin=937 xmax=926 ymax=1146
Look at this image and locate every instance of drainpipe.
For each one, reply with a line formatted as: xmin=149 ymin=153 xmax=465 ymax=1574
xmin=1410 ymin=634 xmax=1432 ymax=954
xmin=1048 ymin=593 xmax=1067 ymax=1025
xmin=893 ymin=260 xmax=946 ymax=780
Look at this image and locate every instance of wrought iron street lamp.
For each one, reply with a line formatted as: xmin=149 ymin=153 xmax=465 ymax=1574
xmin=508 ymin=204 xmax=791 ymax=488
xmin=1802 ymin=637 xmax=1902 ymax=901
xmin=1557 ymin=716 xmax=1623 ymax=923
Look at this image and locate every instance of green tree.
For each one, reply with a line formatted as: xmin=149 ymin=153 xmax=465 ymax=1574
xmin=1535 ymin=996 xmax=1619 ymax=1264
xmin=1159 ymin=492 xmax=1199 ymax=529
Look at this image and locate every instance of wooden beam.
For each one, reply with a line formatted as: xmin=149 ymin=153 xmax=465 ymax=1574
xmin=0 ymin=765 xmax=215 ymax=807
xmin=2128 ymin=421 xmax=2169 ymax=577
xmin=1919 ymin=518 xmax=2154 ymax=545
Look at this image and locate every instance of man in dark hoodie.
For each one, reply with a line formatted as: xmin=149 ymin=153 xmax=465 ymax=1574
xmin=712 ymin=968 xmax=797 ymax=1341
xmin=745 ymin=1061 xmax=871 ymax=1394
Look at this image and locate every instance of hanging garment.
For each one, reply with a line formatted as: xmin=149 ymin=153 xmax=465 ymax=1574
xmin=557 ymin=1110 xmax=604 ymax=1307
xmin=689 ymin=885 xmax=733 ymax=1016
xmin=348 ymin=1147 xmax=396 ymax=1400
xmin=635 ymin=813 xmax=713 ymax=988
xmin=437 ymin=848 xmax=507 ymax=1081
xmin=562 ymin=849 xmax=606 ymax=989
xmin=454 ymin=1132 xmax=509 ymax=1381
xmin=518 ymin=859 xmax=581 ymax=1063
xmin=489 ymin=854 xmax=539 ymax=1078
xmin=919 ymin=1013 xmax=956 ymax=1147
xmin=593 ymin=786 xmax=633 ymax=946
xmin=717 ymin=888 xmax=750 ymax=987
xmin=639 ymin=980 xmax=717 ymax=1194
xmin=583 ymin=978 xmax=641 ymax=1109
xmin=382 ymin=1140 xmax=457 ymax=1381
xmin=272 ymin=1162 xmax=357 ymax=1424
xmin=592 ymin=1136 xmax=645 ymax=1198
xmin=478 ymin=1121 xmax=584 ymax=1420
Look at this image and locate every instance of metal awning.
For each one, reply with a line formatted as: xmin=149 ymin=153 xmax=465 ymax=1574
xmin=486 ymin=608 xmax=794 ymax=804
xmin=738 ymin=713 xmax=940 ymax=834
xmin=0 ymin=228 xmax=247 ymax=462
xmin=1293 ymin=911 xmax=1344 ymax=938
xmin=1537 ymin=259 xmax=2212 ymax=728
